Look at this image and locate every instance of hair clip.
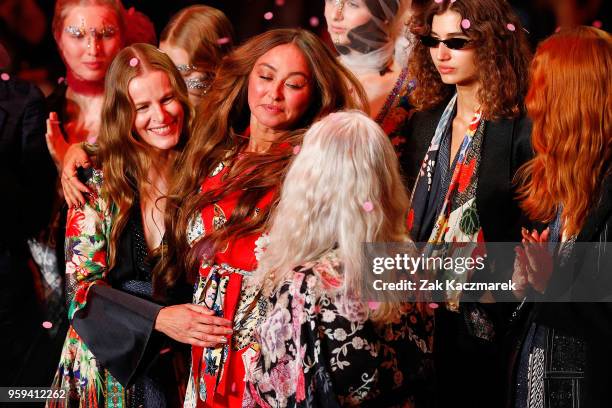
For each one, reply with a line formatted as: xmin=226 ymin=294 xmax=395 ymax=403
xmin=461 ymin=19 xmax=471 ymax=29
xmin=129 ymin=57 xmax=139 ymax=67
xmin=362 ymin=201 xmax=374 ymax=212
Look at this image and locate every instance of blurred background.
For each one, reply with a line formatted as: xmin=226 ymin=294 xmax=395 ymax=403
xmin=1 ymin=0 xmax=609 ymax=96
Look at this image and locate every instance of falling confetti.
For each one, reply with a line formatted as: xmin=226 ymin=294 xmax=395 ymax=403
xmin=57 ymin=76 xmax=65 ymax=84
xmin=434 ymin=0 xmax=443 ymax=3
xmin=264 ymin=12 xmax=274 ymax=21
xmin=42 ymin=321 xmax=53 ymax=329
xmin=309 ymin=16 xmax=320 ymax=27
xmin=129 ymin=57 xmax=139 ymax=67
xmin=461 ymin=19 xmax=471 ymax=29
xmin=428 ymin=303 xmax=439 ymax=309
xmin=159 ymin=347 xmax=171 ymax=354
xmin=1 ymin=73 xmax=9 ymax=81
xmin=293 ymin=145 xmax=301 ymax=155
xmin=593 ymin=20 xmax=603 ymax=28
xmin=275 ymin=0 xmax=285 ymax=5
xmin=362 ymin=201 xmax=374 ymax=212
xmin=368 ymin=301 xmax=381 ymax=310
xmin=506 ymin=23 xmax=516 ymax=32
xmin=217 ymin=37 xmax=230 ymax=45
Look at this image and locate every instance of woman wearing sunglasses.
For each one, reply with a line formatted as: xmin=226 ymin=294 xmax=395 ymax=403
xmin=404 ymin=0 xmax=532 ymax=406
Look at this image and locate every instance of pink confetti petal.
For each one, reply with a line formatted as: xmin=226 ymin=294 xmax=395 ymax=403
xmin=593 ymin=20 xmax=602 ymax=28
xmin=1 ymin=73 xmax=9 ymax=81
xmin=461 ymin=19 xmax=471 ymax=29
xmin=217 ymin=37 xmax=230 ymax=45
xmin=506 ymin=23 xmax=516 ymax=32
xmin=293 ymin=145 xmax=301 ymax=155
xmin=264 ymin=12 xmax=274 ymax=21
xmin=129 ymin=57 xmax=139 ymax=67
xmin=428 ymin=302 xmax=439 ymax=309
xmin=309 ymin=16 xmax=320 ymax=27
xmin=434 ymin=0 xmax=443 ymax=3
xmin=555 ymin=26 xmax=561 ymax=33
xmin=57 ymin=76 xmax=65 ymax=84
xmin=159 ymin=347 xmax=171 ymax=355
xmin=362 ymin=201 xmax=374 ymax=212
xmin=127 ymin=7 xmax=135 ymax=16
xmin=275 ymin=0 xmax=285 ymax=5
xmin=450 ymin=0 xmax=457 ymax=2
xmin=42 ymin=321 xmax=53 ymax=329
xmin=231 ymin=382 xmax=237 ymax=393
xmin=368 ymin=301 xmax=381 ymax=310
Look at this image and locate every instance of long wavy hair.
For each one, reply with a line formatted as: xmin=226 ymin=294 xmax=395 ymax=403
xmin=408 ymin=0 xmax=531 ymax=120
xmin=52 ymin=0 xmax=126 ymax=44
xmin=516 ymin=27 xmax=611 ymax=236
xmin=157 ymin=29 xmax=368 ymax=291
xmin=250 ymin=110 xmax=410 ymax=322
xmin=98 ymin=43 xmax=193 ymax=269
xmin=160 ymin=5 xmax=234 ymax=72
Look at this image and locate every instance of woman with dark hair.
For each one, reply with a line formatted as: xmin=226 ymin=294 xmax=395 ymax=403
xmin=48 ymin=44 xmax=232 ymax=407
xmin=511 ymin=26 xmax=611 ymax=408
xmin=158 ymin=28 xmax=367 ymax=407
xmin=403 ymin=0 xmax=533 ymax=406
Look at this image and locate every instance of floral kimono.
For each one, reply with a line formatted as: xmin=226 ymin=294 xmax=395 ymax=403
xmin=49 ymin=169 xmax=185 ymax=408
xmin=243 ymin=250 xmax=434 ymax=407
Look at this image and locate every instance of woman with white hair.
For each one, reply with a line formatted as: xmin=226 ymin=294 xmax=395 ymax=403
xmin=244 ymin=110 xmax=433 ymax=407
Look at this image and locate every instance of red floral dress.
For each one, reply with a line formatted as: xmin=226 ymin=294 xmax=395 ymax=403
xmin=184 ymin=160 xmax=275 ymax=407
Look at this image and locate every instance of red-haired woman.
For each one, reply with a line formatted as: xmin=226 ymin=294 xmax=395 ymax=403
xmin=511 ymin=26 xmax=611 ymax=408
xmin=403 ymin=0 xmax=533 ymax=406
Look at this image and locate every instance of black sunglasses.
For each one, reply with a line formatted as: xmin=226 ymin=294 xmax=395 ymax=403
xmin=419 ymin=35 xmax=472 ymax=50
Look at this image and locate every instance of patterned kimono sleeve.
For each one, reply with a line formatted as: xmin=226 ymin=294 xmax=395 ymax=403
xmin=64 ymin=169 xmax=112 ymax=320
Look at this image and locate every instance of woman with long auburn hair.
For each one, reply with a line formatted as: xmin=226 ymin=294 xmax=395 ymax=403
xmin=402 ymin=0 xmax=533 ymax=406
xmin=48 ymin=43 xmax=233 ymax=407
xmin=60 ymin=5 xmax=234 ymax=206
xmin=243 ymin=110 xmax=433 ymax=406
xmin=511 ymin=26 xmax=612 ymax=408
xmin=159 ymin=5 xmax=234 ymax=105
xmin=156 ymin=28 xmax=367 ymax=406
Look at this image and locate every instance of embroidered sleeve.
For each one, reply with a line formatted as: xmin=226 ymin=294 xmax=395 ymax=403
xmin=64 ymin=169 xmax=112 ymax=320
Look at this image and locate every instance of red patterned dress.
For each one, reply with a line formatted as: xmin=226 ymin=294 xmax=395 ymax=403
xmin=184 ymin=159 xmax=275 ymax=407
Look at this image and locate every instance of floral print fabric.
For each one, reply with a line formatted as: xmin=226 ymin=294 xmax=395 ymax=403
xmin=184 ymin=160 xmax=275 ymax=407
xmin=244 ymin=250 xmax=433 ymax=407
xmin=375 ymin=67 xmax=416 ymax=158
xmin=48 ymin=169 xmax=126 ymax=408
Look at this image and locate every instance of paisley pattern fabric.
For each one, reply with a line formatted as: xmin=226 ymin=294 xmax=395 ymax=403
xmin=184 ymin=160 xmax=275 ymax=407
xmin=408 ymin=94 xmax=487 ymax=310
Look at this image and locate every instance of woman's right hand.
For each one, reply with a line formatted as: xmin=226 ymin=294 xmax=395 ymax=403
xmin=154 ymin=304 xmax=233 ymax=348
xmin=61 ymin=143 xmax=93 ymax=208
